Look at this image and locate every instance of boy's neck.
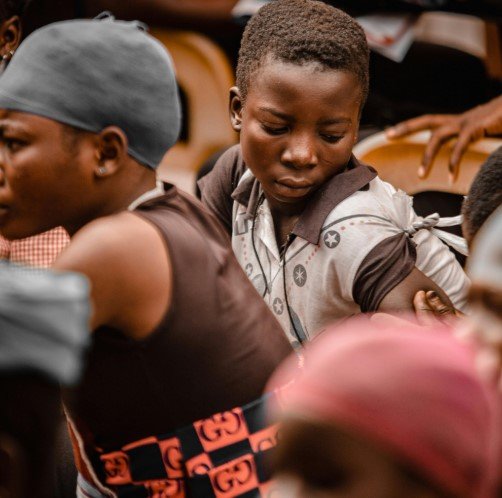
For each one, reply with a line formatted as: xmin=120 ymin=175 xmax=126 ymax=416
xmin=266 ymin=194 xmax=307 ymax=250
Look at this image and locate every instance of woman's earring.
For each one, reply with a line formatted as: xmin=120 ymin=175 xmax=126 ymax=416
xmin=1 ymin=50 xmax=14 ymax=62
xmin=97 ymin=166 xmax=107 ymax=175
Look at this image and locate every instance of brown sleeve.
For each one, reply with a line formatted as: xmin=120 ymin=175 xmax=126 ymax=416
xmin=353 ymin=233 xmax=417 ymax=312
xmin=197 ymin=145 xmax=247 ymax=235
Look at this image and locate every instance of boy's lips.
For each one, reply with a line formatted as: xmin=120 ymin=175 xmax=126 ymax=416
xmin=275 ymin=178 xmax=314 ymax=197
xmin=277 ymin=177 xmax=313 ymax=188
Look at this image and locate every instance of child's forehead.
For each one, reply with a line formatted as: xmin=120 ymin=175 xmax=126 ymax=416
xmin=250 ymin=54 xmax=359 ymax=87
xmin=247 ymin=56 xmax=363 ymax=102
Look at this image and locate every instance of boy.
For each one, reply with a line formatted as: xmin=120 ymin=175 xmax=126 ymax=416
xmin=199 ymin=0 xmax=469 ymax=347
xmin=0 ymin=15 xmax=291 ymax=497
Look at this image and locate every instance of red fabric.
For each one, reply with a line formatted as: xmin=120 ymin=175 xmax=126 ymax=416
xmin=0 ymin=227 xmax=69 ymax=267
xmin=268 ymin=320 xmax=502 ymax=498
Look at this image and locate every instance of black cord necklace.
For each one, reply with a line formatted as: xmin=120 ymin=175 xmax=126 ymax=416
xmin=251 ymin=194 xmax=269 ymax=298
xmin=250 ymin=194 xmax=304 ymax=345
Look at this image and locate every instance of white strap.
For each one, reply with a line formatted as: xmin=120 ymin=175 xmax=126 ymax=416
xmin=127 ymin=179 xmax=165 ymax=211
xmin=405 ymin=213 xmax=469 ymax=256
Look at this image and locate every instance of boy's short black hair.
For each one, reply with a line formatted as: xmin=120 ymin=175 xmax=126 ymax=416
xmin=236 ymin=0 xmax=369 ymax=105
xmin=462 ymin=146 xmax=502 ymax=241
xmin=0 ymin=0 xmax=31 ymax=20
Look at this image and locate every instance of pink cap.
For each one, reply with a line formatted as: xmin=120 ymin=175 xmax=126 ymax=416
xmin=268 ymin=320 xmax=502 ymax=498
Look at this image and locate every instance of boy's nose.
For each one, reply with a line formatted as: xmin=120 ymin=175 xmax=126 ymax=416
xmin=281 ymin=135 xmax=318 ymax=169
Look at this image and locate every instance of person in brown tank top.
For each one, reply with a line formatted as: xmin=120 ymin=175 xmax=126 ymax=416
xmin=0 ymin=14 xmax=292 ymax=498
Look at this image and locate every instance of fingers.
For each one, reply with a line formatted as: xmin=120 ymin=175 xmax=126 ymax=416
xmin=386 ymin=115 xmax=458 ymax=179
xmin=386 ymin=114 xmax=443 ymax=139
xmin=420 ymin=125 xmax=458 ymax=179
xmin=420 ymin=290 xmax=458 ymax=327
xmin=413 ymin=290 xmax=442 ymax=327
xmin=449 ymin=125 xmax=484 ymax=183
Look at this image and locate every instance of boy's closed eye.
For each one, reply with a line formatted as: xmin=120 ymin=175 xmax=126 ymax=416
xmin=260 ymin=123 xmax=345 ymax=143
xmin=261 ymin=122 xmax=289 ymax=135
xmin=320 ymin=133 xmax=344 ymax=144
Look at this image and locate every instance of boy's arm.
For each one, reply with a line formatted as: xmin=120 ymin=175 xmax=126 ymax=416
xmin=377 ymin=267 xmax=454 ymax=312
xmin=52 ymin=212 xmax=172 ymax=339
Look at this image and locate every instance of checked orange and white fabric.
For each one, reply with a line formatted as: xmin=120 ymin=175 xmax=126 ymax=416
xmin=0 ymin=227 xmax=69 ymax=268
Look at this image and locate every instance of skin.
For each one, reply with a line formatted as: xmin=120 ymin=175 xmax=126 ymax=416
xmin=0 ymin=111 xmax=172 ymax=339
xmin=274 ymin=417 xmax=449 ymax=498
xmin=0 ymin=13 xmax=21 ymax=61
xmin=386 ymin=96 xmax=502 ymax=183
xmin=230 ymin=58 xmax=453 ymax=312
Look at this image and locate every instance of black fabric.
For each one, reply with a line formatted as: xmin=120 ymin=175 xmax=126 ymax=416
xmin=0 ymin=373 xmax=61 ymax=498
xmin=353 ymin=233 xmax=417 ymax=312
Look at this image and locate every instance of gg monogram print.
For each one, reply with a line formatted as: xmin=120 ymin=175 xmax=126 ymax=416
xmin=92 ymin=394 xmax=280 ymax=497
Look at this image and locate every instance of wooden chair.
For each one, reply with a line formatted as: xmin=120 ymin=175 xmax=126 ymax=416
xmin=353 ymin=130 xmax=502 ymax=195
xmin=150 ymin=29 xmax=237 ymax=193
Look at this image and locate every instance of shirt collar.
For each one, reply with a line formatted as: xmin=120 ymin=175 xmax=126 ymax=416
xmin=231 ymin=155 xmax=377 ymax=245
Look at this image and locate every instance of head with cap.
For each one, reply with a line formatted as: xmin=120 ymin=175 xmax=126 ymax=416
xmin=0 ymin=15 xmax=181 ymax=239
xmin=462 ymin=146 xmax=502 ymax=246
xmin=466 ymin=206 xmax=502 ymax=367
xmin=267 ymin=320 xmax=502 ymax=498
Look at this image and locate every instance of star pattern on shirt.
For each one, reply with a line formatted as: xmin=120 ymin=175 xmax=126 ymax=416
xmin=273 ymin=297 xmax=284 ymax=315
xmin=245 ymin=263 xmax=253 ymax=277
xmin=293 ymin=264 xmax=307 ymax=287
xmin=323 ymin=230 xmax=341 ymax=249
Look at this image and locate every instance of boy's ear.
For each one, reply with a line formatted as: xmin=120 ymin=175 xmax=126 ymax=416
xmin=0 ymin=16 xmax=21 ymax=60
xmin=229 ymin=86 xmax=243 ymax=132
xmin=93 ymin=126 xmax=129 ymax=178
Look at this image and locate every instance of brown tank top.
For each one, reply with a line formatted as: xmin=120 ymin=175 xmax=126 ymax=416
xmin=64 ymin=185 xmax=292 ymax=452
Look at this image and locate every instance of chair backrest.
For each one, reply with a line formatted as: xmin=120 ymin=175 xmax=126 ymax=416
xmin=353 ymin=131 xmax=502 ymax=196
xmin=151 ymin=29 xmax=237 ymax=193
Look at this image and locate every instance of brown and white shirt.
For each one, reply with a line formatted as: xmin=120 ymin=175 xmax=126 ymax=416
xmin=199 ymin=145 xmax=469 ymax=348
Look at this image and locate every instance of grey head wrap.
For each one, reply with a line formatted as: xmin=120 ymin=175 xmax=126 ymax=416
xmin=0 ymin=14 xmax=181 ymax=169
xmin=0 ymin=262 xmax=90 ymax=386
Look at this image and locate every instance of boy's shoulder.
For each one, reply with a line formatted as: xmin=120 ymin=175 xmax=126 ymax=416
xmin=319 ymin=176 xmax=414 ymax=242
xmin=199 ymin=144 xmax=247 ymax=194
xmin=198 ymin=144 xmax=247 ymax=234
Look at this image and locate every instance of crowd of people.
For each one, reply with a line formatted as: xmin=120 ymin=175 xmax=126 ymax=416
xmin=0 ymin=0 xmax=501 ymax=497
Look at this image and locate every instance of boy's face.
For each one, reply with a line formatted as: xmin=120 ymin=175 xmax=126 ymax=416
xmin=231 ymin=59 xmax=362 ymax=214
xmin=0 ymin=111 xmax=95 ymax=239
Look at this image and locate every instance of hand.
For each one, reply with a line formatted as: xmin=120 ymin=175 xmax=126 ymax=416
xmin=386 ymin=96 xmax=502 ymax=182
xmin=370 ymin=290 xmax=461 ymax=329
xmin=412 ymin=290 xmax=462 ymax=326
